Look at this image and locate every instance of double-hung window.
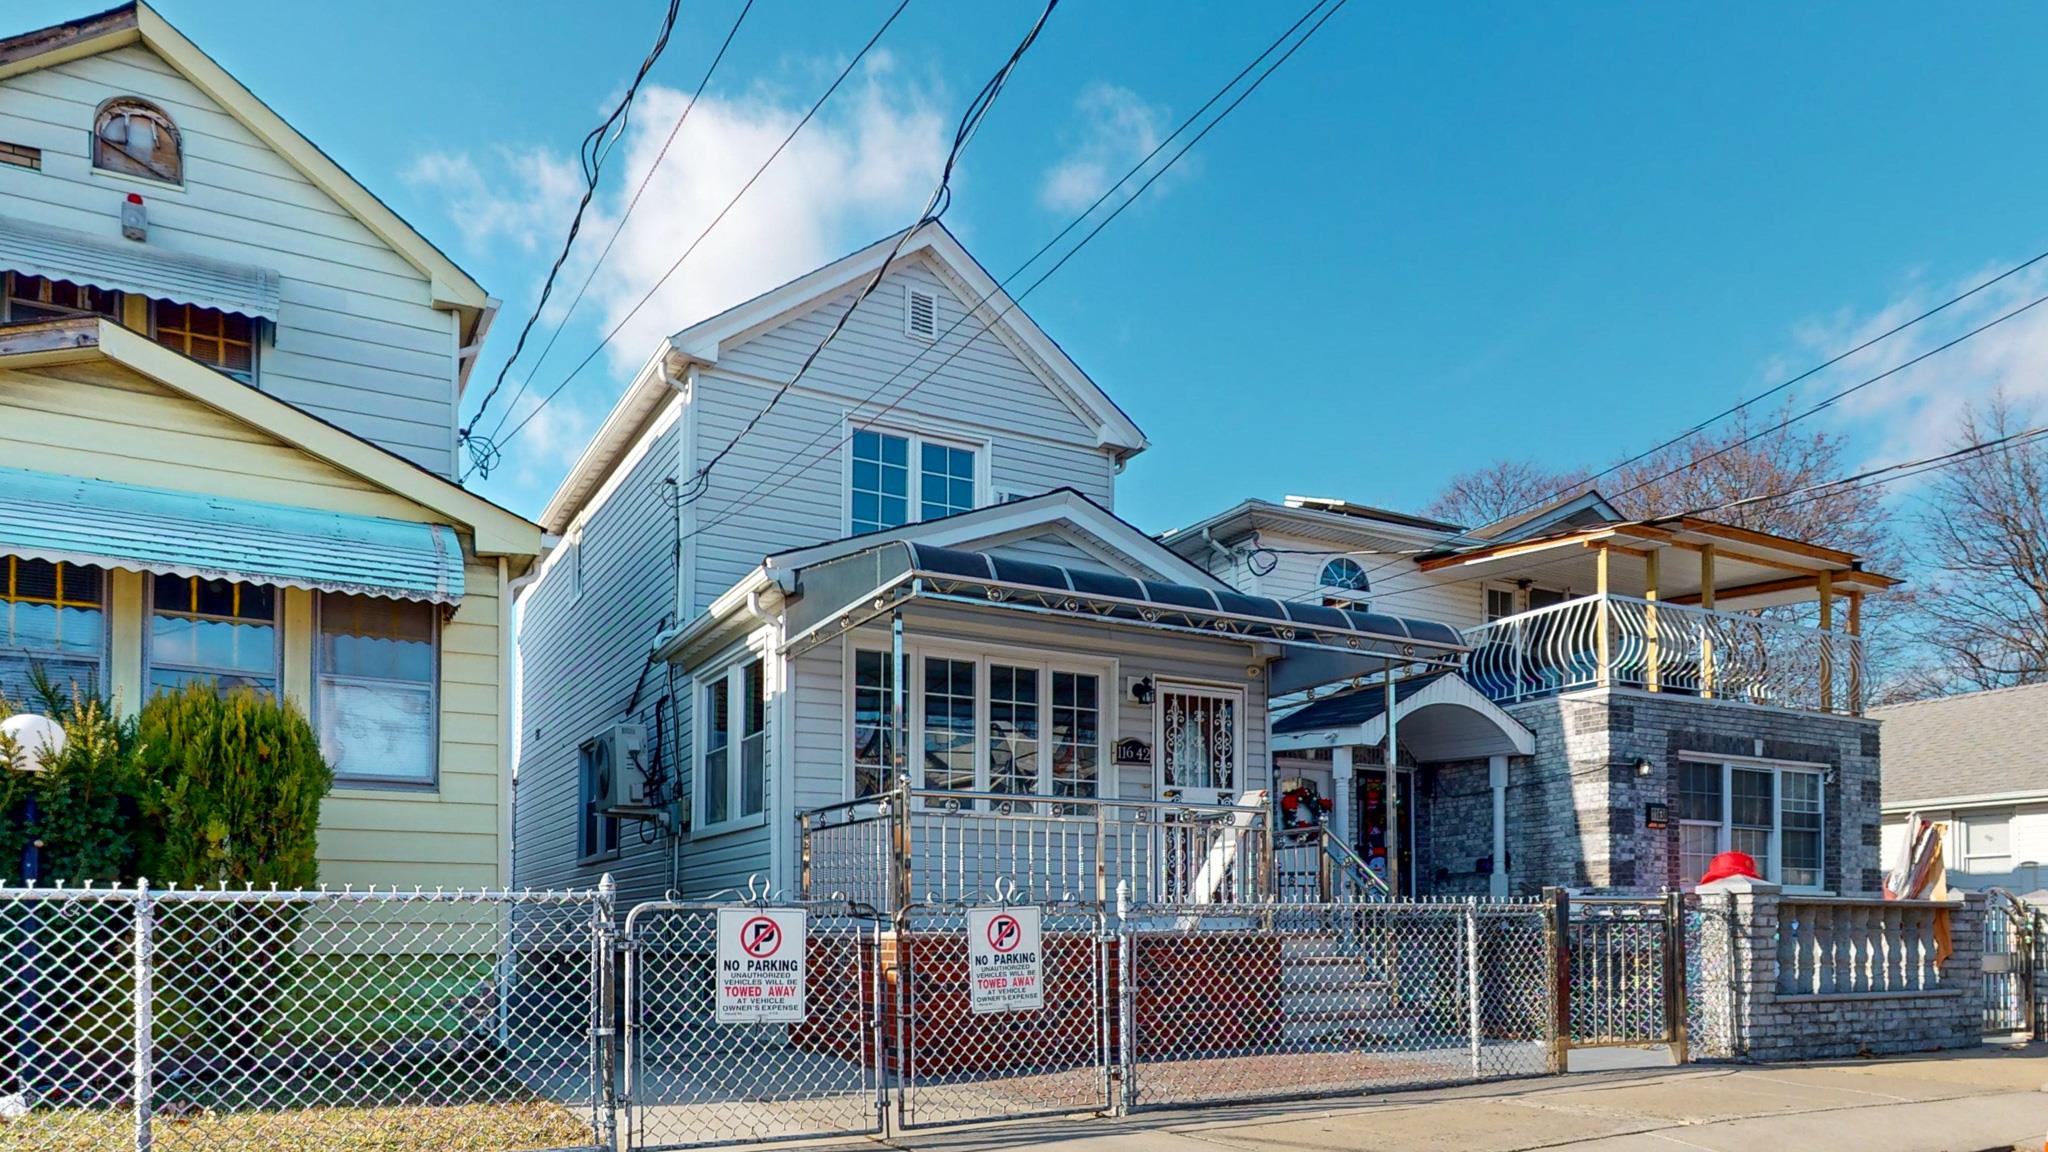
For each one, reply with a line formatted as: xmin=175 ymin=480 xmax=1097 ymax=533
xmin=0 ymin=556 xmax=107 ymax=705
xmin=317 ymin=594 xmax=437 ymax=787
xmin=698 ymin=657 xmax=766 ymax=831
xmin=1958 ymin=809 xmax=2014 ymax=878
xmin=848 ymin=428 xmax=979 ymax=534
xmin=855 ymin=644 xmax=1106 ymax=810
xmin=148 ymin=574 xmax=278 ymax=696
xmin=1676 ymin=757 xmax=1826 ymax=892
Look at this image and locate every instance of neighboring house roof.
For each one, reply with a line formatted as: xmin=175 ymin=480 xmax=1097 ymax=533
xmin=1160 ymin=497 xmax=1460 ymax=558
xmin=1871 ymin=683 xmax=2048 ymax=810
xmin=0 ymin=3 xmax=495 ymax=361
xmin=1467 ymin=489 xmax=1623 ymax=542
xmin=0 ymin=318 xmax=540 ymax=559
xmin=542 ymin=222 xmax=1148 ymax=535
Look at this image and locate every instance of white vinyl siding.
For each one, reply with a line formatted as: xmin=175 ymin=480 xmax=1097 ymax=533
xmin=0 ymin=45 xmax=463 ymax=474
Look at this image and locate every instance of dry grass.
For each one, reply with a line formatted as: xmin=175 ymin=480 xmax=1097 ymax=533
xmin=0 ymin=1100 xmax=594 ymax=1151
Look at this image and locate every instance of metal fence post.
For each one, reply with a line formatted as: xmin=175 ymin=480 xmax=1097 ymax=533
xmin=1116 ymin=880 xmax=1135 ymax=1116
xmin=595 ymin=875 xmax=618 ymax=1151
xmin=1544 ymin=886 xmax=1570 ymax=1074
xmin=131 ymin=878 xmax=153 ymax=1152
xmin=1665 ymin=890 xmax=1689 ymax=1065
xmin=1465 ymin=897 xmax=1482 ymax=1080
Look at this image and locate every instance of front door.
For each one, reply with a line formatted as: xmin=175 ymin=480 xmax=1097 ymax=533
xmin=1358 ymin=769 xmax=1416 ymax=896
xmin=1155 ymin=683 xmax=1243 ymax=806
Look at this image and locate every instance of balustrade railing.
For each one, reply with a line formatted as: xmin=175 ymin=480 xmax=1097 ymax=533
xmin=1775 ymin=897 xmax=1956 ymax=996
xmin=799 ymin=782 xmax=1386 ymax=911
xmin=1463 ymin=594 xmax=1865 ymax=715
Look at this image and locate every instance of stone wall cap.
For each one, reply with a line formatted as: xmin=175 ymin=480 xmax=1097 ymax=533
xmin=1697 ymin=875 xmax=1782 ymax=894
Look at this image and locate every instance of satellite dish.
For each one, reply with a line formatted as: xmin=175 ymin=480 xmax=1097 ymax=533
xmin=0 ymin=713 xmax=65 ymax=773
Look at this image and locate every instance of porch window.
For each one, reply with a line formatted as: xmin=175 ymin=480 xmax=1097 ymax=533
xmin=1676 ymin=757 xmax=1826 ymax=892
xmin=0 ymin=556 xmax=106 ymax=706
xmin=316 ymin=594 xmax=437 ymax=787
xmin=852 ymin=649 xmax=894 ymax=797
xmin=3 ymin=273 xmax=119 ymax=322
xmin=148 ymin=574 xmax=278 ymax=696
xmin=852 ymin=643 xmax=1105 ymax=806
xmin=698 ymin=656 xmax=766 ymax=831
xmin=848 ymin=428 xmax=978 ymax=534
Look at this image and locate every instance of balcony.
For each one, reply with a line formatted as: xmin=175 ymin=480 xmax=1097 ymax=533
xmin=1464 ymin=593 xmax=1866 ymax=716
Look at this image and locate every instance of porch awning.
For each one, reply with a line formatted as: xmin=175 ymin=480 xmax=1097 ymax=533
xmin=780 ymin=541 xmax=1468 ymax=691
xmin=1273 ymin=671 xmax=1534 ymax=758
xmin=0 ymin=466 xmax=464 ymax=603
xmin=0 ymin=215 xmax=281 ymax=320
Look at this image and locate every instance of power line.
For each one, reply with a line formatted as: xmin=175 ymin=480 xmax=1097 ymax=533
xmin=684 ymin=0 xmax=1350 ymax=545
xmin=483 ymin=0 xmax=757 ymax=450
xmin=678 ymin=0 xmax=1061 ymax=505
xmin=478 ymin=0 xmax=913 ymax=476
xmin=459 ymin=0 xmax=685 ymax=478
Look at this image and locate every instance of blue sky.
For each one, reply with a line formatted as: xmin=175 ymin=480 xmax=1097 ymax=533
xmin=14 ymin=0 xmax=2048 ymax=533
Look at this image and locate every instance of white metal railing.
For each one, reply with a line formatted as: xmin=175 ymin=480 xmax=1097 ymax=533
xmin=1776 ymin=897 xmax=1957 ymax=996
xmin=799 ymin=781 xmax=1387 ymax=911
xmin=1462 ymin=594 xmax=1866 ymax=715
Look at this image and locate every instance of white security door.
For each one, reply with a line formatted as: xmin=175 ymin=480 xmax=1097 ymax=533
xmin=1155 ymin=683 xmax=1243 ymax=806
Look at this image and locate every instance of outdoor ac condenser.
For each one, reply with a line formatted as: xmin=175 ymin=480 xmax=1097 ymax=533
xmin=592 ymin=721 xmax=648 ymax=813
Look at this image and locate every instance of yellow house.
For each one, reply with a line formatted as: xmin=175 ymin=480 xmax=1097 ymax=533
xmin=0 ymin=4 xmax=541 ymax=887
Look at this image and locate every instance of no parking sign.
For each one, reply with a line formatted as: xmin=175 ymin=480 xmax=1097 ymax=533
xmin=965 ymin=905 xmax=1043 ymax=1014
xmin=715 ymin=907 xmax=807 ymax=1024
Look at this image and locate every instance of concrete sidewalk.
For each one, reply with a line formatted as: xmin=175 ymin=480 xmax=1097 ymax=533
xmin=881 ymin=1043 xmax=2048 ymax=1152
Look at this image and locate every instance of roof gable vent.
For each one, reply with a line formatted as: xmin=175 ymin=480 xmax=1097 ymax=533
xmin=905 ymin=286 xmax=938 ymax=341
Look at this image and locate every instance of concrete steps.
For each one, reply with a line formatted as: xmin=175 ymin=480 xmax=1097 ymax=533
xmin=1279 ymin=934 xmax=1413 ymax=1045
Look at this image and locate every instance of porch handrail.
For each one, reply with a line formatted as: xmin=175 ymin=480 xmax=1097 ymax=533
xmin=1462 ymin=592 xmax=1866 ymax=716
xmin=1318 ymin=825 xmax=1392 ymax=900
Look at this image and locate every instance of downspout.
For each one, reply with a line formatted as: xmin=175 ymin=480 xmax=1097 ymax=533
xmin=504 ymin=548 xmax=553 ymax=890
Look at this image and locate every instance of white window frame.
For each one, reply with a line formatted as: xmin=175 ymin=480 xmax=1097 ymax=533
xmin=0 ymin=556 xmax=112 ymax=703
xmin=144 ymin=574 xmax=282 ymax=697
xmin=846 ymin=636 xmax=1116 ymax=807
xmin=1957 ymin=808 xmax=2015 ymax=876
xmin=695 ymin=652 xmax=768 ymax=835
xmin=1152 ymin=679 xmax=1248 ymax=800
xmin=1676 ymin=754 xmax=1828 ymax=893
xmin=842 ymin=422 xmax=991 ymax=535
xmin=314 ymin=593 xmax=441 ymax=791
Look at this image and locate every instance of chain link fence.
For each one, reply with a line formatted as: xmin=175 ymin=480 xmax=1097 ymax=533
xmin=1 ymin=882 xmax=609 ymax=1152
xmin=622 ymin=902 xmax=880 ymax=1151
xmin=1683 ymin=894 xmax=1739 ymax=1060
xmin=1120 ymin=900 xmax=1552 ymax=1111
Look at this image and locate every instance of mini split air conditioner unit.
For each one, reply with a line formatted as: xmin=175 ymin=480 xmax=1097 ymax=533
xmin=591 ymin=722 xmax=648 ymax=814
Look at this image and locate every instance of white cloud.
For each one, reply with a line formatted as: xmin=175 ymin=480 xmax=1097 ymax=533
xmin=408 ymin=55 xmax=948 ymax=502
xmin=1038 ymin=82 xmax=1171 ymax=214
xmin=1780 ymin=261 xmax=2048 ymax=471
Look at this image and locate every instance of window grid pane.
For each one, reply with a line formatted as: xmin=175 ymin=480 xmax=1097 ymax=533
xmin=853 ymin=650 xmax=894 ymax=798
xmin=703 ymin=678 xmax=730 ymax=825
xmin=148 ymin=574 xmax=277 ymax=696
xmin=919 ymin=442 xmax=976 ymax=521
xmin=740 ymin=661 xmax=766 ymax=818
xmin=987 ymin=664 xmax=1039 ymax=800
xmin=1051 ymin=671 xmax=1099 ymax=806
xmin=1 ymin=557 xmax=107 ymax=704
xmin=1676 ymin=761 xmax=1723 ymax=822
xmin=851 ymin=430 xmax=911 ymax=534
xmin=922 ymin=657 xmax=976 ymax=801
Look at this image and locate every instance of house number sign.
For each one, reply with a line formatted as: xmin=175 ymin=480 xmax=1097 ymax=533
xmin=1644 ymin=803 xmax=1670 ymax=831
xmin=1114 ymin=737 xmax=1152 ymax=766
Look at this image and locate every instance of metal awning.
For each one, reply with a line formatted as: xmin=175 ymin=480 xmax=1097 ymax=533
xmin=779 ymin=541 xmax=1468 ymax=693
xmin=1272 ymin=671 xmax=1535 ymax=758
xmin=0 ymin=215 xmax=281 ymax=320
xmin=0 ymin=466 xmax=463 ymax=603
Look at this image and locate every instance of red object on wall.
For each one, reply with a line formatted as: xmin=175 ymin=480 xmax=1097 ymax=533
xmin=1699 ymin=851 xmax=1761 ymax=886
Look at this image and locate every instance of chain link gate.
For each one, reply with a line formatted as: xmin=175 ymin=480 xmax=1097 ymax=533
xmin=891 ymin=902 xmax=1111 ymax=1129
xmin=620 ymin=901 xmax=883 ymax=1150
xmin=1557 ymin=892 xmax=1687 ymax=1062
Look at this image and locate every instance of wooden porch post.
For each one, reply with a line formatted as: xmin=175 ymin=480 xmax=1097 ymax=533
xmin=1595 ymin=544 xmax=1612 ymax=688
xmin=1644 ymin=549 xmax=1662 ymax=693
xmin=1698 ymin=545 xmax=1717 ymax=699
xmin=1817 ymin=571 xmax=1835 ymax=714
xmin=1846 ymin=590 xmax=1864 ymax=715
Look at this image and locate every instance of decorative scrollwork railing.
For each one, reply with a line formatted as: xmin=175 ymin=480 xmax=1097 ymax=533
xmin=1462 ymin=594 xmax=1865 ymax=715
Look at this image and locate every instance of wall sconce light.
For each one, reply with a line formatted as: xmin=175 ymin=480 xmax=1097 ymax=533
xmin=1634 ymin=757 xmax=1655 ymax=778
xmin=1129 ymin=676 xmax=1155 ymax=705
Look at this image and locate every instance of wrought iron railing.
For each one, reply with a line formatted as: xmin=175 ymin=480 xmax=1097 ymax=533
xmin=799 ymin=781 xmax=1387 ymax=911
xmin=1463 ymin=594 xmax=1866 ymax=715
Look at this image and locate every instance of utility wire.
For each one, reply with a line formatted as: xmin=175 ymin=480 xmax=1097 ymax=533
xmin=678 ymin=0 xmax=1061 ymax=505
xmin=460 ymin=0 xmax=685 ymax=479
xmin=685 ymin=0 xmax=1349 ymax=544
xmin=480 ymin=0 xmax=913 ymax=475
xmin=484 ymin=0 xmax=757 ymax=450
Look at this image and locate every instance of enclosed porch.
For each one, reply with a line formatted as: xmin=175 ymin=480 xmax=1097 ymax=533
xmin=1423 ymin=515 xmax=1899 ymax=717
xmin=777 ymin=541 xmax=1471 ymax=910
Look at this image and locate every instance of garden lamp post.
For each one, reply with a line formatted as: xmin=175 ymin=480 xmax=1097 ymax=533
xmin=1 ymin=711 xmax=61 ymax=1111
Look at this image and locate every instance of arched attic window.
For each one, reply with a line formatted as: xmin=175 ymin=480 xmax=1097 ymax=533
xmin=1318 ymin=557 xmax=1370 ymax=607
xmin=94 ymin=97 xmax=182 ymax=184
